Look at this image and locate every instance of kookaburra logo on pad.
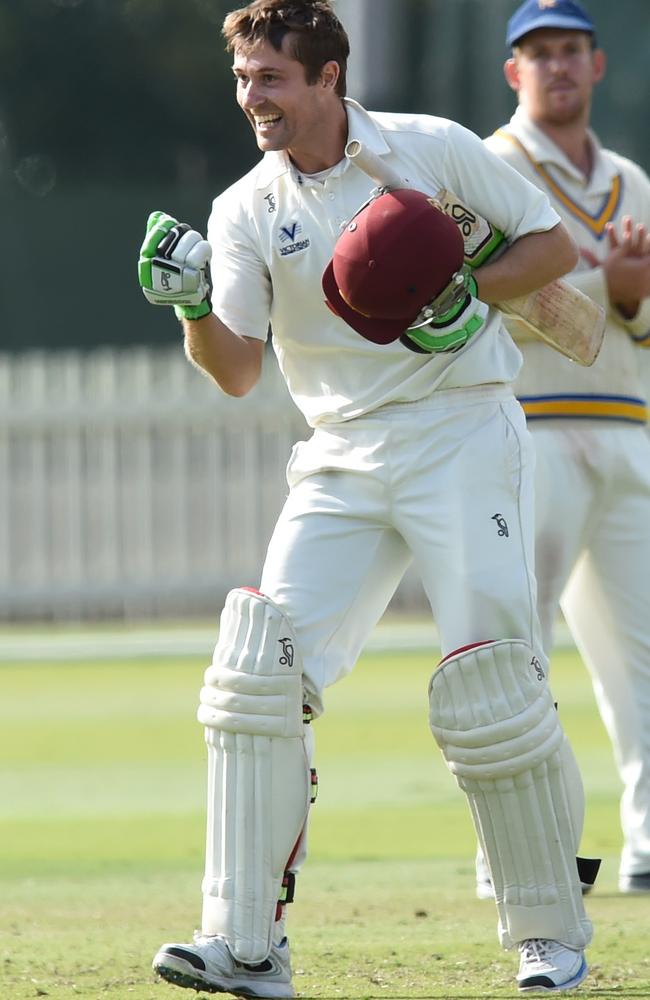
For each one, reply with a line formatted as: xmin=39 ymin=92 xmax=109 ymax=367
xmin=531 ymin=656 xmax=545 ymax=681
xmin=278 ymin=638 xmax=294 ymax=668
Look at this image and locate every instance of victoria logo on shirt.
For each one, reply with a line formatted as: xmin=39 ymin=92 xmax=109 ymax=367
xmin=277 ymin=220 xmax=311 ymax=257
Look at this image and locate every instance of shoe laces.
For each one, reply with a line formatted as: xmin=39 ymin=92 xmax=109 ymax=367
xmin=518 ymin=938 xmax=562 ymax=964
xmin=192 ymin=930 xmax=213 ymax=945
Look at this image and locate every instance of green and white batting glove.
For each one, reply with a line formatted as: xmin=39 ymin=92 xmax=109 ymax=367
xmin=401 ymin=267 xmax=484 ymax=354
xmin=138 ymin=211 xmax=212 ymax=321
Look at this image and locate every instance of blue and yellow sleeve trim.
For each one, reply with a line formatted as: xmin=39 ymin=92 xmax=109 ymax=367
xmin=519 ymin=394 xmax=648 ymax=424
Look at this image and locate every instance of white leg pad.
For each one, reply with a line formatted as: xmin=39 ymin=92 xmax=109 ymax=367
xmin=198 ymin=588 xmax=312 ymax=963
xmin=429 ymin=640 xmax=592 ymax=950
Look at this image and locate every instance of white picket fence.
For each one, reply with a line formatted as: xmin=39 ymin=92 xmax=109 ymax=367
xmin=0 ymin=348 xmax=424 ymax=621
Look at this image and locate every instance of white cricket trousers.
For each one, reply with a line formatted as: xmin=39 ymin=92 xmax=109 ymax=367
xmin=260 ymin=384 xmax=544 ymax=716
xmin=532 ymin=422 xmax=650 ymax=877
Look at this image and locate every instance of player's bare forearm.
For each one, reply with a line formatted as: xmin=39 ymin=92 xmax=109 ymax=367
xmin=473 ymin=224 xmax=578 ymax=304
xmin=138 ymin=211 xmax=263 ymax=394
xmin=182 ymin=313 xmax=265 ymax=397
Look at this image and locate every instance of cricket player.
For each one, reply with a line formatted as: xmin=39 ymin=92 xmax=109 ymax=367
xmin=138 ymin=0 xmax=595 ymax=993
xmin=481 ymin=0 xmax=650 ymax=900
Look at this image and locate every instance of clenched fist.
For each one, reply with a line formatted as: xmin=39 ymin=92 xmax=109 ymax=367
xmin=138 ymin=211 xmax=212 ymax=321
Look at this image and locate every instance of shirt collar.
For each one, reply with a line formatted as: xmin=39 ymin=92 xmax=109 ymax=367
xmin=506 ymin=106 xmax=617 ymax=193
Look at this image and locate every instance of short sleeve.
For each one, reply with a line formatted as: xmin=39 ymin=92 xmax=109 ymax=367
xmin=207 ymin=194 xmax=272 ymax=341
xmin=442 ymin=121 xmax=561 ymax=242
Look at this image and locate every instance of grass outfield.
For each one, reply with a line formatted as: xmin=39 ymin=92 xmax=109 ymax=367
xmin=1 ymin=643 xmax=648 ymax=999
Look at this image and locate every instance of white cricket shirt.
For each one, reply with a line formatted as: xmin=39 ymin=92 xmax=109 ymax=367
xmin=486 ymin=107 xmax=650 ymax=424
xmin=209 ymin=99 xmax=560 ymax=427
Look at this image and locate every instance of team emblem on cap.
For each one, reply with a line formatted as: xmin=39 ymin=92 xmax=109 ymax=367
xmin=506 ymin=0 xmax=595 ymax=48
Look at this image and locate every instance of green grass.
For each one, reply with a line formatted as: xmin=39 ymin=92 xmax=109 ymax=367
xmin=0 ymin=643 xmax=647 ymax=998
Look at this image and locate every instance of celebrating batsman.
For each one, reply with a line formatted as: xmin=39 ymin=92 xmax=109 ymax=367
xmin=138 ymin=0 xmax=595 ymax=994
xmin=481 ymin=0 xmax=650 ymax=901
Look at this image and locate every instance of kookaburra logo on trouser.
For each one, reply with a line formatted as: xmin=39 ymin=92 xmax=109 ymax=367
xmin=492 ymin=513 xmax=509 ymax=537
xmin=278 ymin=638 xmax=294 ymax=668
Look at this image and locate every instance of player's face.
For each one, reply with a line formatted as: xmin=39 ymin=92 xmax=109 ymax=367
xmin=233 ymin=36 xmax=340 ymax=168
xmin=506 ymin=29 xmax=605 ymax=127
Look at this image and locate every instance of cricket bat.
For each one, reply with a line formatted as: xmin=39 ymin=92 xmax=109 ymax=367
xmin=345 ymin=140 xmax=605 ymax=366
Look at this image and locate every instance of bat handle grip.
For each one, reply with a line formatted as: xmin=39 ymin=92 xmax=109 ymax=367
xmin=345 ymin=139 xmax=363 ymax=158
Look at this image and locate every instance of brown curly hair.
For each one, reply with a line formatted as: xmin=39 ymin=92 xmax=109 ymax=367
xmin=223 ymin=0 xmax=349 ymax=97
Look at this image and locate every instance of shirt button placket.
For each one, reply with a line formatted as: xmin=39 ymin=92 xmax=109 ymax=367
xmin=324 ymin=183 xmax=342 ymax=238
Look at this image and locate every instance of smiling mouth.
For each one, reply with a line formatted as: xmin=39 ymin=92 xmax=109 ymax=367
xmin=253 ymin=114 xmax=282 ymax=130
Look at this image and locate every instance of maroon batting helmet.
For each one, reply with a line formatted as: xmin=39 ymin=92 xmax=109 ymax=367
xmin=322 ymin=189 xmax=465 ymax=345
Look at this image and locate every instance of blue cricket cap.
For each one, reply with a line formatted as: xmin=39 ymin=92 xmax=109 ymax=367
xmin=506 ymin=0 xmax=595 ymax=48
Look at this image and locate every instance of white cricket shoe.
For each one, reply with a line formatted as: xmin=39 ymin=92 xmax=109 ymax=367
xmin=517 ymin=938 xmax=588 ymax=993
xmin=152 ymin=933 xmax=295 ymax=997
xmin=619 ymin=870 xmax=650 ymax=894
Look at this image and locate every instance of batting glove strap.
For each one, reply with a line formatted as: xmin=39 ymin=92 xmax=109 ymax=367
xmin=402 ymin=295 xmax=488 ymax=355
xmin=138 ymin=210 xmax=213 ymax=313
xmin=174 ymin=299 xmax=212 ymax=322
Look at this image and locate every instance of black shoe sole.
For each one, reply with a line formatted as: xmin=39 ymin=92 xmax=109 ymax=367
xmin=155 ymin=963 xmax=262 ymax=997
xmin=518 ymin=956 xmax=588 ymax=993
